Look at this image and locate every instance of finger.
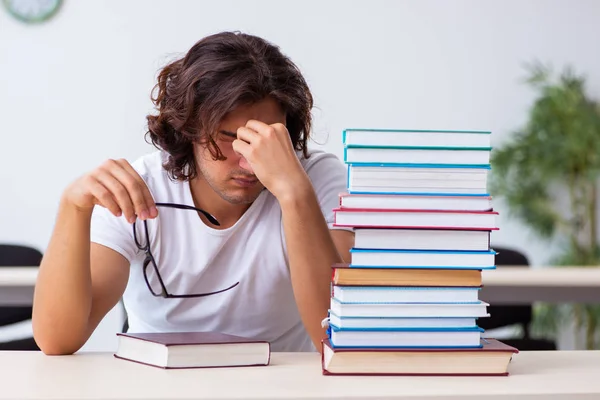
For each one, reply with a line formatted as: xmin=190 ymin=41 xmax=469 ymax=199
xmin=236 ymin=127 xmax=261 ymax=145
xmin=245 ymin=119 xmax=272 ymax=136
xmin=114 ymin=159 xmax=158 ymax=218
xmin=232 ymin=138 xmax=253 ymax=160
xmin=94 ymin=169 xmax=137 ymax=223
xmin=87 ymin=176 xmax=122 ymax=218
xmin=232 ymin=139 xmax=254 ymax=174
xmin=105 ymin=159 xmax=153 ymax=220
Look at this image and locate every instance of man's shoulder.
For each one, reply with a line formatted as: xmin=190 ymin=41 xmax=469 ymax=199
xmin=298 ymin=148 xmax=344 ymax=172
xmin=297 ymin=148 xmax=347 ymax=197
xmin=129 ymin=150 xmax=168 ymax=179
xmin=128 ymin=151 xmax=183 ymax=199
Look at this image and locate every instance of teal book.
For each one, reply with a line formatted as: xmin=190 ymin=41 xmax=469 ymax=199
xmin=344 ymin=146 xmax=491 ymax=166
xmin=343 ymin=128 xmax=491 ymax=149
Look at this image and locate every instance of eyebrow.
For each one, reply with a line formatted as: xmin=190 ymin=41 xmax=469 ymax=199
xmin=219 ymin=130 xmax=237 ymax=139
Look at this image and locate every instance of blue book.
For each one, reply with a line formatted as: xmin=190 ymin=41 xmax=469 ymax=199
xmin=349 ymin=249 xmax=496 ymax=270
xmin=326 ymin=311 xmax=484 ymax=330
xmin=327 ymin=324 xmax=484 ymax=349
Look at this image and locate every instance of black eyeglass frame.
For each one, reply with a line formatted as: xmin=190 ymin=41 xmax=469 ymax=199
xmin=132 ymin=202 xmax=240 ymax=299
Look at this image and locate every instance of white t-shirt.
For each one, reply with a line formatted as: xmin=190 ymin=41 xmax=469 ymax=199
xmin=90 ymin=149 xmax=349 ymax=352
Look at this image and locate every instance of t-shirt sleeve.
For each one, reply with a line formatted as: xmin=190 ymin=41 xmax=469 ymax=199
xmin=90 ymin=205 xmax=140 ymax=264
xmin=304 ymin=151 xmax=353 ymax=231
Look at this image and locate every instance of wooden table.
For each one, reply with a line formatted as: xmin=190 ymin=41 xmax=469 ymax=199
xmin=2 ymin=266 xmax=600 ymax=306
xmin=1 ymin=350 xmax=599 ymax=399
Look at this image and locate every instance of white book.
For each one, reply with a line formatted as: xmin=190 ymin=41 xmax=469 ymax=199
xmin=349 ymin=186 xmax=487 ymax=195
xmin=339 ymin=193 xmax=493 ymax=211
xmin=328 ymin=313 xmax=483 ymax=330
xmin=347 ymin=165 xmax=489 ymax=195
xmin=350 ymin=249 xmax=496 ymax=269
xmin=330 ymin=298 xmax=490 ymax=318
xmin=351 ymin=179 xmax=487 ymax=189
xmin=348 ymin=165 xmax=490 ymax=182
xmin=343 ymin=129 xmax=491 ymax=148
xmin=333 ymin=209 xmax=498 ymax=229
xmin=332 ymin=286 xmax=481 ymax=304
xmin=353 ymin=228 xmax=490 ymax=251
xmin=344 ymin=147 xmax=490 ymax=165
xmin=329 ymin=328 xmax=483 ymax=348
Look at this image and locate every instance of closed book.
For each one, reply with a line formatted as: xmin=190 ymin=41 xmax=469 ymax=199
xmin=344 ymin=146 xmax=491 ymax=166
xmin=331 ymin=297 xmax=489 ymax=318
xmin=332 ymin=264 xmax=483 ymax=287
xmin=340 ymin=193 xmax=493 ymax=212
xmin=342 ymin=129 xmax=491 ymax=148
xmin=321 ymin=338 xmax=518 ymax=376
xmin=114 ymin=332 xmax=270 ymax=369
xmin=328 ymin=325 xmax=484 ymax=348
xmin=353 ymin=228 xmax=490 ymax=251
xmin=350 ymin=249 xmax=496 ymax=270
xmin=347 ymin=164 xmax=490 ymax=195
xmin=327 ymin=312 xmax=482 ymax=330
xmin=332 ymin=285 xmax=481 ymax=304
xmin=333 ymin=208 xmax=498 ymax=230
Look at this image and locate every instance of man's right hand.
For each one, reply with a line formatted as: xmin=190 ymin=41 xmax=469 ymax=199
xmin=63 ymin=158 xmax=158 ymax=223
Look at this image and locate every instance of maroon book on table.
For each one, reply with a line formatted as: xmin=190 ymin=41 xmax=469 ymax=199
xmin=114 ymin=331 xmax=271 ymax=369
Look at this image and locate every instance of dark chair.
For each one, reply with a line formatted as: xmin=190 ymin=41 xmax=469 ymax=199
xmin=0 ymin=244 xmax=42 ymax=350
xmin=478 ymin=246 xmax=557 ymax=350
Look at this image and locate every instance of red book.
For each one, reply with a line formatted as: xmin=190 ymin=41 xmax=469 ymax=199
xmin=321 ymin=338 xmax=518 ymax=376
xmin=114 ymin=332 xmax=270 ymax=369
xmin=333 ymin=207 xmax=499 ymax=230
xmin=338 ymin=192 xmax=494 ymax=212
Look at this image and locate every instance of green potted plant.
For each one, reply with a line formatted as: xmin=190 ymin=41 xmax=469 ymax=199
xmin=489 ymin=62 xmax=600 ymax=350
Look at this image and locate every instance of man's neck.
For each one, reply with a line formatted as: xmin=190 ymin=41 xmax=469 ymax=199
xmin=188 ymin=177 xmax=252 ymax=230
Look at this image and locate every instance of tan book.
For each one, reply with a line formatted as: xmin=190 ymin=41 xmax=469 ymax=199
xmin=322 ymin=338 xmax=518 ymax=376
xmin=332 ymin=264 xmax=482 ymax=287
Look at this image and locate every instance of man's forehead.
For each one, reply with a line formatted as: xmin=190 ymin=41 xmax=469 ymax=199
xmin=221 ymin=98 xmax=286 ymax=127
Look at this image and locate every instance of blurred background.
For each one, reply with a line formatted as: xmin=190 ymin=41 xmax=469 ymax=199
xmin=1 ymin=0 xmax=600 ymax=352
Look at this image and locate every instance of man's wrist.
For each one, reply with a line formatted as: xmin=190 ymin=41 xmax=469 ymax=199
xmin=274 ymin=173 xmax=314 ymax=210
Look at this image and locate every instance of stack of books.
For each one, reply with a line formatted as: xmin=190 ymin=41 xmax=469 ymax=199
xmin=322 ymin=128 xmax=518 ymax=376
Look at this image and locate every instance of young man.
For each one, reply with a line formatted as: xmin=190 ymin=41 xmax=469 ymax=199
xmin=32 ymin=31 xmax=353 ymax=355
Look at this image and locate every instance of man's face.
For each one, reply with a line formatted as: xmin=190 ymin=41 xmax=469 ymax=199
xmin=194 ymin=96 xmax=286 ymax=205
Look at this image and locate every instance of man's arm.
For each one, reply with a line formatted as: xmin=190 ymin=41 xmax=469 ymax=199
xmin=279 ymin=183 xmax=354 ymax=351
xmin=33 ymin=159 xmax=157 ymax=355
xmin=233 ymin=120 xmax=354 ymax=351
xmin=33 ymin=200 xmax=130 ymax=354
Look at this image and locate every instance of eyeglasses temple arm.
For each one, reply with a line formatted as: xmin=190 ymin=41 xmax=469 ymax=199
xmin=154 ymin=202 xmax=220 ymax=226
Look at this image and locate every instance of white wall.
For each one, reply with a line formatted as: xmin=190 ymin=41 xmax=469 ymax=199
xmin=2 ymin=0 xmax=599 ymax=351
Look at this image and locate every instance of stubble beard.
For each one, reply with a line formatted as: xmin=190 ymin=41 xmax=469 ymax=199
xmin=198 ymin=164 xmax=263 ymax=205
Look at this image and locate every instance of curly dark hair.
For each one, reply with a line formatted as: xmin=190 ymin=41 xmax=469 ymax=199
xmin=145 ymin=31 xmax=314 ymax=181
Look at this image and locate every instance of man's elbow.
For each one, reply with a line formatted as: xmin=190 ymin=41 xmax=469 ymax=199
xmin=33 ymin=325 xmax=84 ymax=355
xmin=35 ymin=338 xmax=81 ymax=356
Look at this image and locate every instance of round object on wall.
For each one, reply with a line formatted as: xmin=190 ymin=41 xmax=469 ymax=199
xmin=2 ymin=0 xmax=62 ymax=24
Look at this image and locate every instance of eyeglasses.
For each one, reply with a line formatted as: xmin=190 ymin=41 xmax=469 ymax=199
xmin=132 ymin=202 xmax=240 ymax=299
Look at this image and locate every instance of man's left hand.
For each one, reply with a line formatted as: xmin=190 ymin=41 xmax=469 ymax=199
xmin=233 ymin=120 xmax=310 ymax=202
